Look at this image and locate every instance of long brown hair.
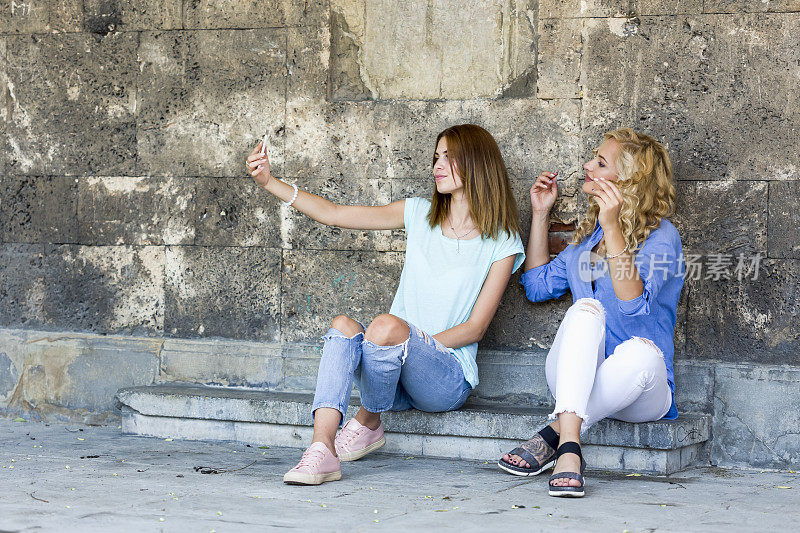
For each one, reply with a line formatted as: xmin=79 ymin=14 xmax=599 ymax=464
xmin=427 ymin=124 xmax=520 ymax=239
xmin=572 ymin=128 xmax=676 ymax=252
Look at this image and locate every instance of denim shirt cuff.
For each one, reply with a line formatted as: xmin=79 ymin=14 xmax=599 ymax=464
xmin=519 ymin=264 xmax=545 ymax=288
xmin=617 ymin=277 xmax=653 ymax=316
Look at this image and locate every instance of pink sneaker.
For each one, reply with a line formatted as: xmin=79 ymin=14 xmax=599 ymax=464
xmin=335 ymin=418 xmax=386 ymax=462
xmin=283 ymin=442 xmax=342 ymax=485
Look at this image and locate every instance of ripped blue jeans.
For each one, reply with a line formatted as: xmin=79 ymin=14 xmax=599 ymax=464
xmin=312 ymin=321 xmax=472 ymax=420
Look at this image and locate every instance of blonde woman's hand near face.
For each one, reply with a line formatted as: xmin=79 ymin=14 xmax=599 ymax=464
xmin=246 ymin=141 xmax=272 ymax=188
xmin=589 ymin=177 xmax=624 ymax=232
xmin=530 ymin=171 xmax=558 ymax=214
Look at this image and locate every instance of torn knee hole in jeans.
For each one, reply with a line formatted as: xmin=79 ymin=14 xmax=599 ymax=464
xmin=322 ymin=327 xmax=364 ymax=342
xmin=630 ymin=336 xmax=664 ymax=357
xmin=363 ymin=337 xmax=410 ymax=365
xmin=576 ymin=300 xmax=604 ymax=317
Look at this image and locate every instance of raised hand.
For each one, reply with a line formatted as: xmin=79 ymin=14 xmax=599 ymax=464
xmin=530 ymin=171 xmax=559 ymax=214
xmin=587 ymin=176 xmax=623 ymax=233
xmin=246 ymin=141 xmax=272 ymax=188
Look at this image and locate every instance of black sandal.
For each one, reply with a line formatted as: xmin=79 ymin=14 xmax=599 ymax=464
xmin=548 ymin=442 xmax=587 ymax=497
xmin=498 ymin=426 xmax=559 ymax=476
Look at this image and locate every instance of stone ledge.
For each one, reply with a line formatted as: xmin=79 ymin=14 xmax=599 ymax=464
xmin=116 ymin=384 xmax=710 ymax=451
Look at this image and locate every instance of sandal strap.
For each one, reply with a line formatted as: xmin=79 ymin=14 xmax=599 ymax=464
xmin=555 ymin=441 xmax=587 ymax=475
xmin=549 ymin=471 xmax=585 ymax=485
xmin=556 ymin=441 xmax=583 ymax=460
xmin=507 ymin=446 xmax=539 ymax=468
xmin=538 ymin=425 xmax=559 ymax=450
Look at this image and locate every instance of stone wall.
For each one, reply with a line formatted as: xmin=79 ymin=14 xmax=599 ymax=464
xmin=1 ymin=1 xmax=799 ymax=466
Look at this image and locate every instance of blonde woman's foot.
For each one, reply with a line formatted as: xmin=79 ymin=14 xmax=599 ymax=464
xmin=548 ymin=442 xmax=586 ymax=498
xmin=549 ymin=452 xmax=583 ymax=487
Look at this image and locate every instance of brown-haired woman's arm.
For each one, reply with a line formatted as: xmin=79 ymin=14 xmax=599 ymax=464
xmin=246 ymin=142 xmax=405 ymax=231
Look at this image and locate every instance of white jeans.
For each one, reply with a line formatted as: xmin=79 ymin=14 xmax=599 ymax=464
xmin=546 ymin=298 xmax=673 ymax=433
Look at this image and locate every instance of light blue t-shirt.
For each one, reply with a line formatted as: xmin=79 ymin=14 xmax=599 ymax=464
xmin=389 ymin=197 xmax=525 ymax=388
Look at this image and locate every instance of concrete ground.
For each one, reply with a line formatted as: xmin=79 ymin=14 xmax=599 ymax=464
xmin=1 ymin=418 xmax=797 ymax=532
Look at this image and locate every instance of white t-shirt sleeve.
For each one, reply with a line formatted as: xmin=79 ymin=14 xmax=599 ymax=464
xmin=403 ymin=197 xmax=426 ymax=233
xmin=491 ymin=231 xmax=526 ymax=274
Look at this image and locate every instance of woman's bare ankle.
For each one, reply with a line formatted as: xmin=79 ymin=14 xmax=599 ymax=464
xmin=310 ymin=437 xmax=337 ymax=456
xmin=355 ymin=408 xmax=381 ymax=430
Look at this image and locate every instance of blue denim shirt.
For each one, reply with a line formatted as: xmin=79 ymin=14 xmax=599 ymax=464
xmin=520 ymin=220 xmax=684 ymax=420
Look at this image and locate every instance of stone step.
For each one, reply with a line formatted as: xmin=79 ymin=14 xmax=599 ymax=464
xmin=117 ymin=384 xmax=711 ymax=475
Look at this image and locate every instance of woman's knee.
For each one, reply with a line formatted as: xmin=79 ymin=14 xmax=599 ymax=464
xmin=330 ymin=315 xmax=364 ymax=337
xmin=611 ymin=337 xmax=665 ymax=374
xmin=567 ymin=298 xmax=605 ymax=318
xmin=365 ymin=314 xmax=409 ymax=346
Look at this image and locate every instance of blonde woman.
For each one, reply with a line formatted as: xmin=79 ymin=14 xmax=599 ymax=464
xmin=498 ymin=129 xmax=683 ymax=497
xmin=246 ymin=124 xmax=524 ymax=485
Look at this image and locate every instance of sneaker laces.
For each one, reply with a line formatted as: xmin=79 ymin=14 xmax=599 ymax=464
xmin=296 ymin=447 xmax=326 ymax=468
xmin=337 ymin=424 xmax=364 ymax=446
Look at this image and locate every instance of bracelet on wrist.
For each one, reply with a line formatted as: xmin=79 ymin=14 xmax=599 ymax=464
xmin=282 ymin=183 xmax=299 ymax=208
xmin=605 ymin=244 xmax=628 ymax=260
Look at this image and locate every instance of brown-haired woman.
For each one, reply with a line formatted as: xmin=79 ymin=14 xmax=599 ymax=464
xmin=246 ymin=124 xmax=525 ymax=485
xmin=499 ymin=128 xmax=684 ymax=497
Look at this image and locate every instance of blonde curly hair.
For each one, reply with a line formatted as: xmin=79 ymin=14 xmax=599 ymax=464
xmin=572 ymin=128 xmax=676 ymax=252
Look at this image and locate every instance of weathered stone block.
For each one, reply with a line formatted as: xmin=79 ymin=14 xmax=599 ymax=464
xmin=0 ymin=176 xmax=77 ymax=244
xmin=0 ymin=36 xmax=7 ymax=177
xmin=164 ymin=246 xmax=281 ymax=340
xmin=4 ymin=32 xmax=138 ymax=176
xmin=673 ymin=181 xmax=767 ymax=256
xmin=328 ymin=0 xmax=535 ymax=99
xmin=712 ymin=364 xmax=800 ymax=469
xmin=539 ymin=0 xmax=704 ymax=17
xmin=77 ymin=177 xmax=194 ymax=245
xmin=0 ymin=0 xmax=50 ymax=33
xmin=193 ymin=178 xmax=281 ymax=248
xmin=284 ymin=178 xmax=394 ymax=251
xmin=471 ymin=350 xmax=551 ymax=406
xmin=159 ymin=337 xmax=283 ymax=389
xmin=281 ymin=250 xmax=402 ymax=343
xmin=0 ymin=244 xmax=45 ymax=329
xmin=288 ymin=0 xmax=329 ymax=27
xmin=43 ymin=245 xmax=165 ymax=335
xmin=328 ymin=6 xmax=370 ymax=101
xmin=289 ymin=12 xmax=332 ymax=102
xmin=768 ymin=181 xmax=800 ymax=259
xmin=673 ymin=360 xmax=713 ymax=413
xmin=580 ymin=14 xmax=800 ymax=182
xmin=537 ymin=17 xmax=582 ymax=99
xmin=685 ymin=259 xmax=800 ymax=364
xmin=0 ymin=348 xmax=19 ymax=401
xmin=483 ymin=279 xmax=574 ymax=351
xmin=83 ymin=0 xmax=181 ymax=32
xmin=704 ymin=1 xmax=800 ymax=12
xmin=500 ymin=0 xmax=538 ymax=98
xmin=282 ymin=345 xmax=322 ymax=391
xmin=0 ymin=329 xmax=160 ymax=418
xmin=137 ymin=30 xmax=286 ymax=177
xmin=50 ymin=0 xmax=84 ymax=32
xmin=285 ymin=99 xmax=463 ymax=180
xmin=0 ymin=1 xmax=82 ymax=33
xmin=183 ymin=0 xmax=285 ymax=29
xmin=361 ymin=0 xmax=462 ymax=99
